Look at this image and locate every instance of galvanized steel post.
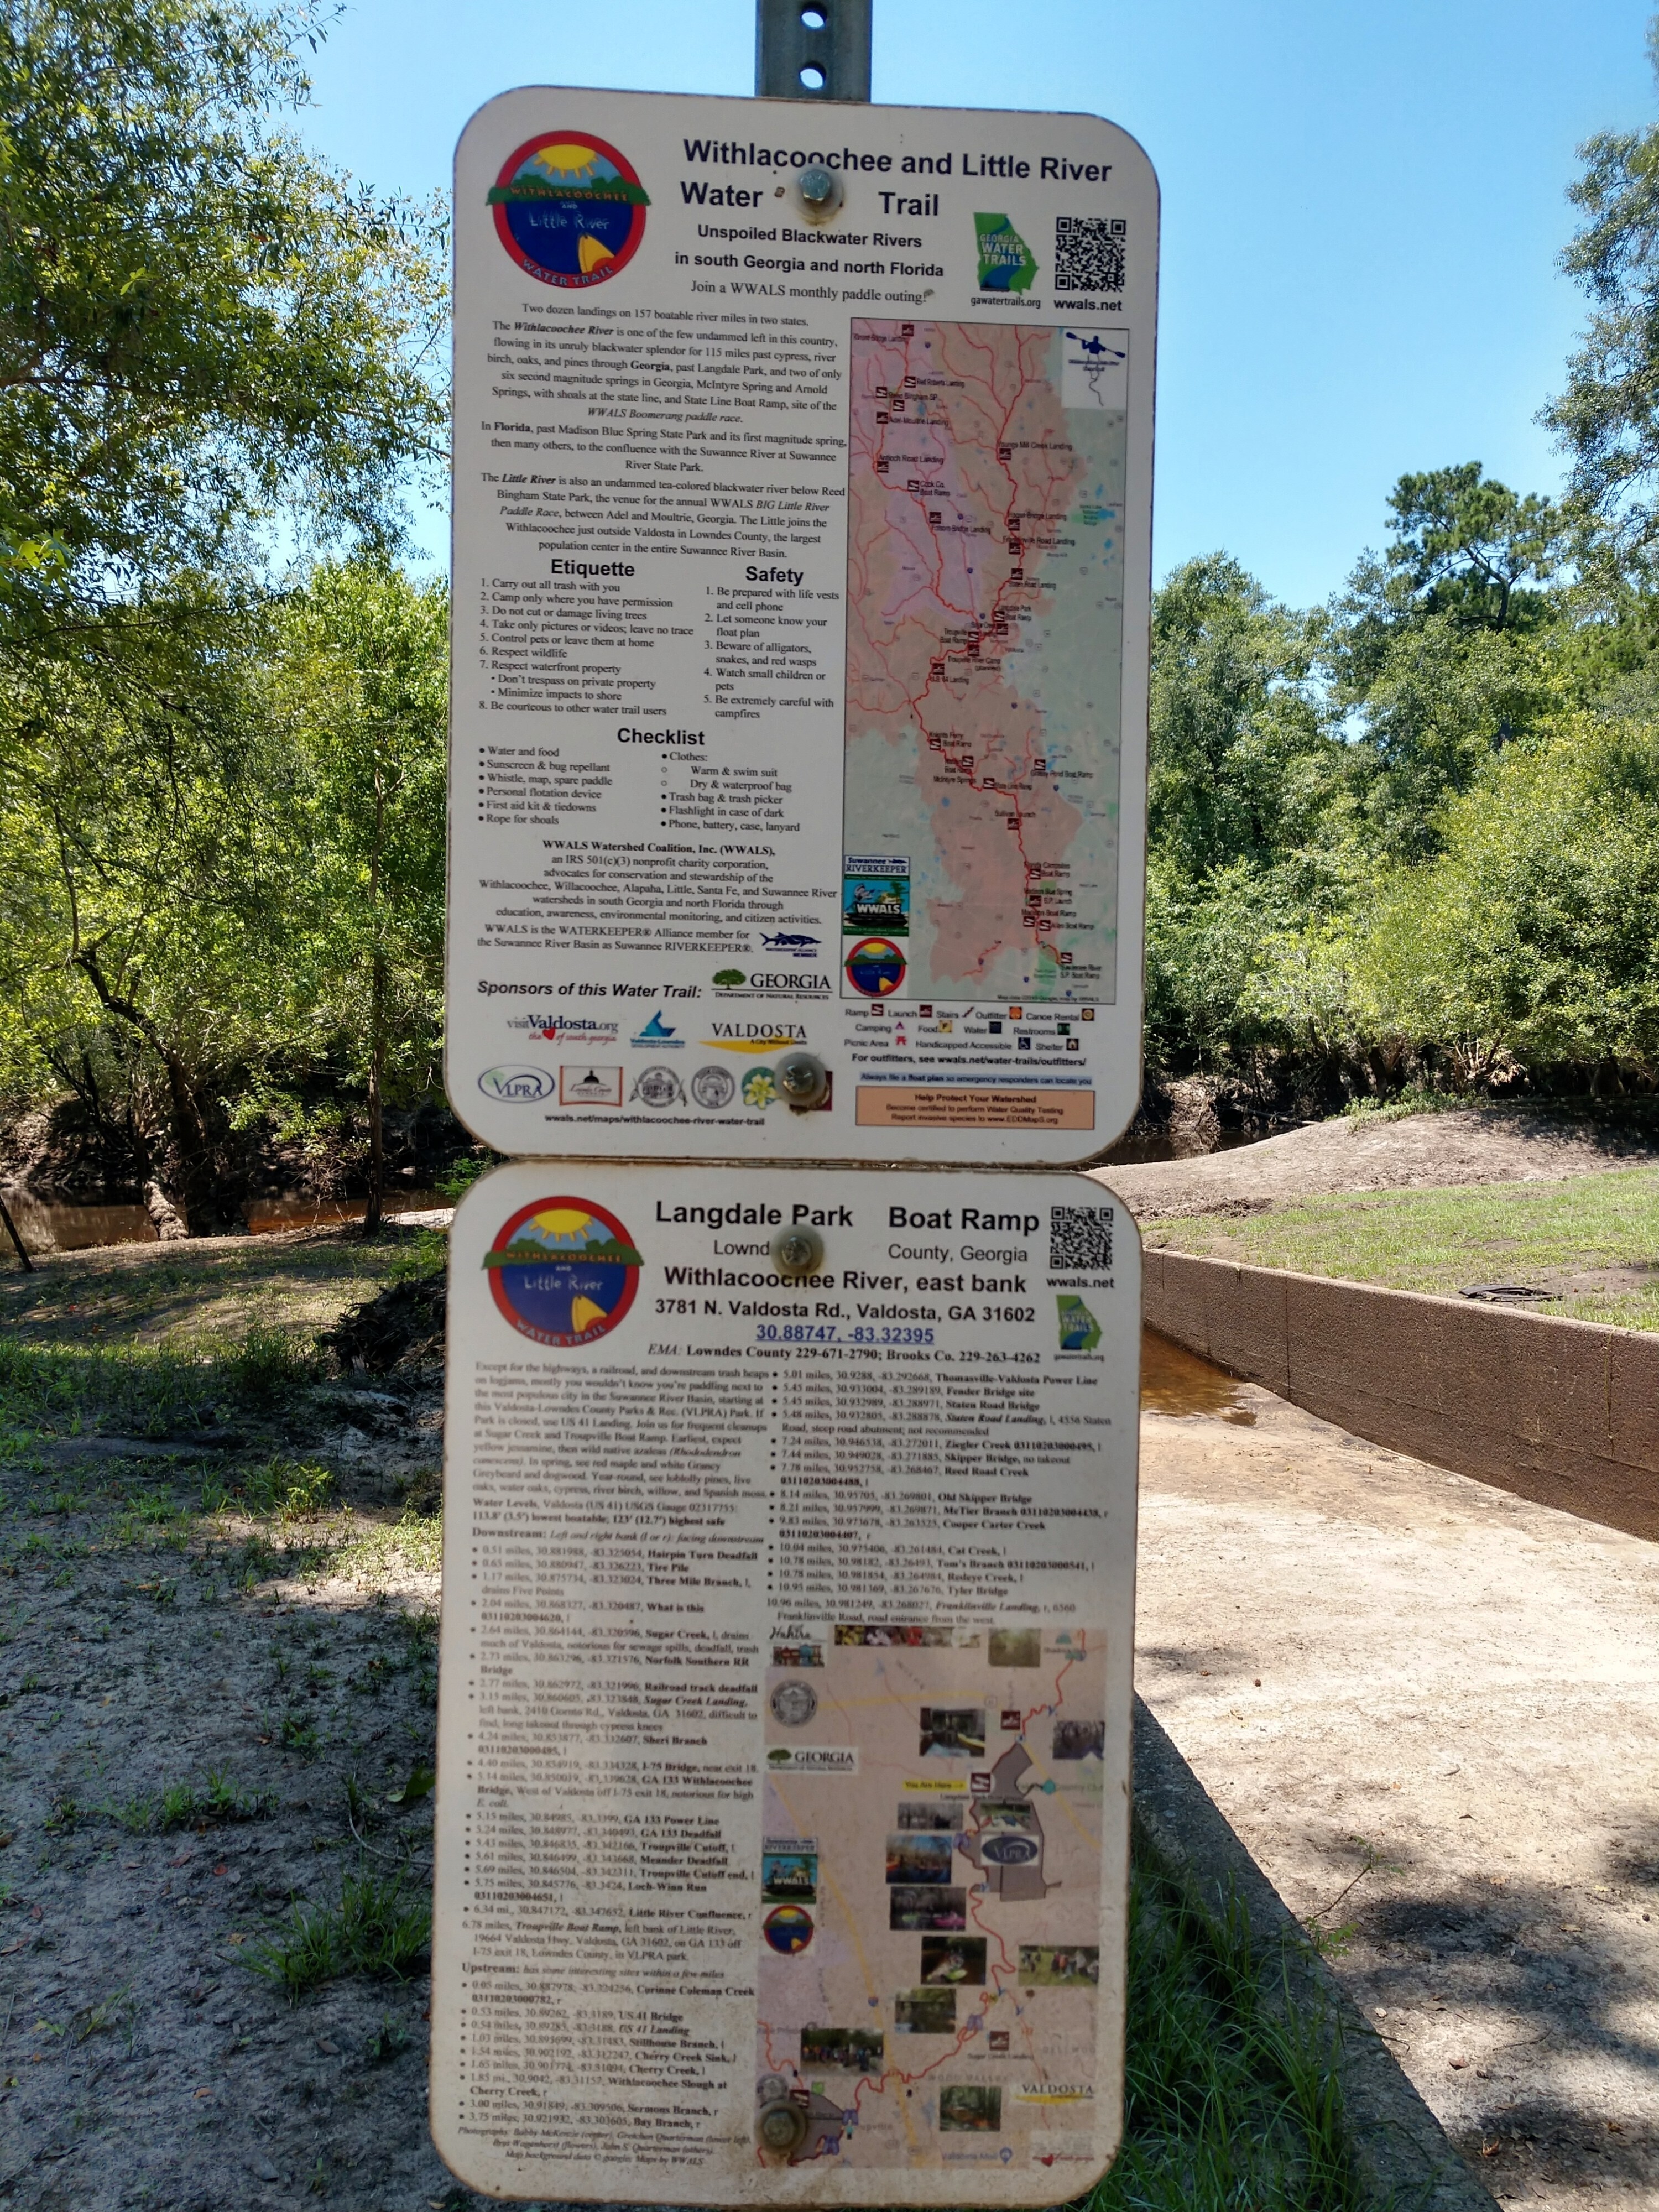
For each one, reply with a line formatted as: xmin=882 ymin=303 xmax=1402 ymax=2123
xmin=756 ymin=0 xmax=872 ymax=101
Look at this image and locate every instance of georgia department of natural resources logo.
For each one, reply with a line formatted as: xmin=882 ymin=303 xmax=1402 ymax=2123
xmin=485 ymin=1198 xmax=642 ymax=1347
xmin=489 ymin=131 xmax=650 ymax=289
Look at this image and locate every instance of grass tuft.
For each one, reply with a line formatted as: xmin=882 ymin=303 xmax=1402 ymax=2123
xmin=244 ymin=1866 xmax=431 ymax=2000
xmin=1091 ymin=1861 xmax=1359 ymax=2211
xmin=113 ymin=1770 xmax=276 ymax=1834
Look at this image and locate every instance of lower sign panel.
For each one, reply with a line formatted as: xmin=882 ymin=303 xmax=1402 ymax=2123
xmin=431 ymin=1164 xmax=1140 ymax=2203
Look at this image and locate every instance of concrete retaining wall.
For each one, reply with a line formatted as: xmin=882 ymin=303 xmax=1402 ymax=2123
xmin=1142 ymin=1248 xmax=1659 ymax=1542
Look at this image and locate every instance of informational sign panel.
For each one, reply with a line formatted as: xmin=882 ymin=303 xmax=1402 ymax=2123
xmin=446 ymin=90 xmax=1157 ymax=1162
xmin=431 ymin=1161 xmax=1140 ymax=2202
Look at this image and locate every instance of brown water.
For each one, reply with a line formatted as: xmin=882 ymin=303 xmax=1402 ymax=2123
xmin=242 ymin=1192 xmax=442 ymax=1235
xmin=0 ymin=1188 xmax=444 ymax=1254
xmin=1140 ymin=1326 xmax=1257 ymax=1422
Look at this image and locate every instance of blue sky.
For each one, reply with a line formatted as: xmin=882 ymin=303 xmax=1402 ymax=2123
xmin=295 ymin=0 xmax=1654 ymax=608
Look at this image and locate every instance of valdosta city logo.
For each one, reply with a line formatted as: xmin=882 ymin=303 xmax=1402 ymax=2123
xmin=489 ymin=132 xmax=649 ymax=288
xmin=484 ymin=1198 xmax=643 ymax=1347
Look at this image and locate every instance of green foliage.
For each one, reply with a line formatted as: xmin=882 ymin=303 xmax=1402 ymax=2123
xmin=245 ymin=1865 xmax=431 ymax=1999
xmin=114 ymin=1770 xmax=275 ymax=1833
xmin=1545 ymin=17 xmax=1659 ymax=570
xmin=1381 ymin=463 xmax=1563 ymax=631
xmin=0 ymin=0 xmax=446 ymax=1225
xmin=1358 ymin=716 xmax=1659 ymax=1076
xmin=1092 ymin=1862 xmax=1357 ymax=2212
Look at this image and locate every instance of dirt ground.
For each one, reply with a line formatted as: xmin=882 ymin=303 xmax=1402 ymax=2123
xmin=1096 ymin=1108 xmax=1659 ymax=1222
xmin=1138 ymin=1333 xmax=1659 ymax=2210
xmin=0 ymin=1227 xmax=498 ymax=2212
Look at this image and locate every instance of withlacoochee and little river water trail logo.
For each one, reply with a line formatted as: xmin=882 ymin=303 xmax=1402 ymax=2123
xmin=486 ymin=1198 xmax=642 ymax=1347
xmin=489 ymin=132 xmax=649 ymax=288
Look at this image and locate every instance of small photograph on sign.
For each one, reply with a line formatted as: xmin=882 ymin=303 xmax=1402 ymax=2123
xmin=1019 ymin=1945 xmax=1102 ymax=1987
xmin=834 ymin=1621 xmax=956 ymax=1648
xmin=1052 ymin=1718 xmax=1105 ymax=1762
xmin=1000 ymin=1707 xmax=1024 ymax=1732
xmin=761 ymin=1851 xmax=818 ymax=1904
xmin=890 ymin=1884 xmax=967 ymax=1932
xmin=885 ymin=1832 xmax=955 ymax=1885
xmin=980 ymin=1800 xmax=1039 ymax=1834
xmin=921 ymin=1936 xmax=987 ymax=1985
xmin=920 ymin=1705 xmax=986 ymax=1759
xmin=989 ymin=1627 xmax=1042 ymax=1668
xmin=940 ymin=2084 xmax=1003 ymax=2132
xmin=894 ymin=1985 xmax=957 ymax=2034
xmin=895 ymin=1799 xmax=963 ymax=1832
xmin=800 ymin=2026 xmax=884 ymax=2073
xmin=771 ymin=1640 xmax=823 ymax=1668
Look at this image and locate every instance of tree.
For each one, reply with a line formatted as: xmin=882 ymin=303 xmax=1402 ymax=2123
xmin=274 ymin=561 xmax=447 ymax=1230
xmin=0 ymin=0 xmax=448 ymax=1228
xmin=1380 ymin=465 xmax=1562 ymax=631
xmin=1148 ymin=554 xmax=1335 ymax=884
xmin=0 ymin=0 xmax=446 ymax=633
xmin=1543 ymin=15 xmax=1659 ymax=570
xmin=1357 ymin=715 xmax=1659 ymax=1083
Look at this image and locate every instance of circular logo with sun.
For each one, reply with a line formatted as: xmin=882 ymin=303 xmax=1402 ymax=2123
xmin=484 ymin=1198 xmax=643 ymax=1347
xmin=488 ymin=131 xmax=649 ymax=288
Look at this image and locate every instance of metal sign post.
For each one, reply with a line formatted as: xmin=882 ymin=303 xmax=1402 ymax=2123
xmin=433 ymin=41 xmax=1157 ymax=2206
xmin=757 ymin=0 xmax=873 ymax=101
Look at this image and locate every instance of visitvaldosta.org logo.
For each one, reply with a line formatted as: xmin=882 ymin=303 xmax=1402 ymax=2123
xmin=485 ymin=1198 xmax=642 ymax=1347
xmin=489 ymin=132 xmax=649 ymax=288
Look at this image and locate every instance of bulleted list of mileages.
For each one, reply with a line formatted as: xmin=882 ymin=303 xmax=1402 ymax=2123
xmin=446 ymin=87 xmax=1157 ymax=1162
xmin=430 ymin=1163 xmax=1141 ymax=2204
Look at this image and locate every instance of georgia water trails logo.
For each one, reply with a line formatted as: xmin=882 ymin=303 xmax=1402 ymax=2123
xmin=484 ymin=1198 xmax=642 ymax=1347
xmin=489 ymin=132 xmax=649 ymax=288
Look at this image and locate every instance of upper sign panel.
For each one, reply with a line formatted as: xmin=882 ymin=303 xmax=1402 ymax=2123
xmin=448 ymin=90 xmax=1158 ymax=1161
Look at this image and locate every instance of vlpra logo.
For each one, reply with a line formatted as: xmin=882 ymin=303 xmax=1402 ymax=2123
xmin=631 ymin=1010 xmax=683 ymax=1048
xmin=478 ymin=1066 xmax=555 ymax=1102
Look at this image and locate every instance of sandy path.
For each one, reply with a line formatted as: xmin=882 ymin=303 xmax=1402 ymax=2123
xmin=1136 ymin=1337 xmax=1659 ymax=2209
xmin=1098 ymin=1110 xmax=1659 ymax=1222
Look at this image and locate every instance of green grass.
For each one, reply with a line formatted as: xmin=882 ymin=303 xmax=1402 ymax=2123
xmin=245 ymin=1865 xmax=431 ymax=1999
xmin=112 ymin=1770 xmax=276 ymax=1834
xmin=1147 ymin=1165 xmax=1659 ymax=1331
xmin=0 ymin=1323 xmax=324 ymax=1444
xmin=1091 ymin=1862 xmax=1356 ymax=2211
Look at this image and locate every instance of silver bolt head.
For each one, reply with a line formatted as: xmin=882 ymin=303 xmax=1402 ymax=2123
xmin=758 ymin=2099 xmax=808 ymax=2153
xmin=771 ymin=1225 xmax=825 ymax=1276
xmin=799 ymin=164 xmax=836 ymax=205
xmin=775 ymin=1050 xmax=828 ymax=1108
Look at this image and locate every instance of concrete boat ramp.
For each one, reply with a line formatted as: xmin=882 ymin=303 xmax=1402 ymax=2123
xmin=1137 ymin=1330 xmax=1659 ymax=2209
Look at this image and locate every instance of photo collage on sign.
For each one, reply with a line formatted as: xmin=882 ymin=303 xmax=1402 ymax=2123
xmin=755 ymin=1624 xmax=1107 ymax=2161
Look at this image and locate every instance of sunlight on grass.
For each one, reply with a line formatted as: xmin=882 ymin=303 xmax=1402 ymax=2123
xmin=1149 ymin=1167 xmax=1659 ymax=1329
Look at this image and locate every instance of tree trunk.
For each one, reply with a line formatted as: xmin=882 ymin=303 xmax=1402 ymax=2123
xmin=0 ymin=1192 xmax=35 ymax=1272
xmin=143 ymin=1178 xmax=190 ymax=1241
xmin=75 ymin=950 xmax=216 ymax=1232
xmin=362 ymin=946 xmax=388 ymax=1234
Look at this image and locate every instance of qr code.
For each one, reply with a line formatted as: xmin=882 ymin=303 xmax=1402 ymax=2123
xmin=1054 ymin=215 xmax=1126 ymax=294
xmin=1050 ymin=1206 xmax=1113 ymax=1272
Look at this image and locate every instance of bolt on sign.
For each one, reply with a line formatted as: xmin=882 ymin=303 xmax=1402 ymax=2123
xmin=429 ymin=1162 xmax=1140 ymax=2201
xmin=446 ymin=89 xmax=1159 ymax=1162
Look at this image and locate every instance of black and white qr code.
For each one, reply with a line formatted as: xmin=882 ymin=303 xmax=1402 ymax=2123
xmin=1050 ymin=1206 xmax=1113 ymax=1272
xmin=1053 ymin=215 xmax=1126 ymax=294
